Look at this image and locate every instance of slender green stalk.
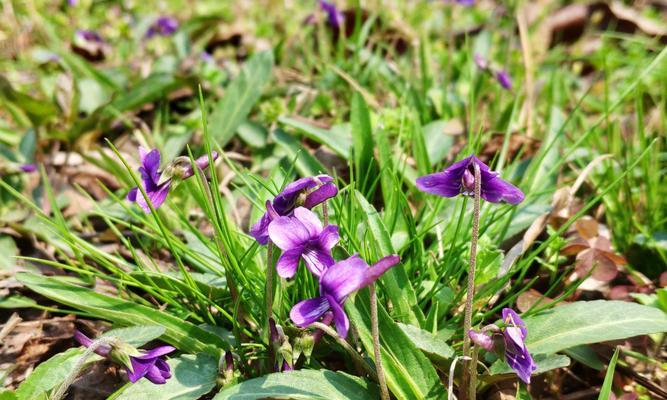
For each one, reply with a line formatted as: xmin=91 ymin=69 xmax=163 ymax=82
xmin=52 ymin=337 xmax=113 ymax=400
xmin=266 ymin=241 xmax=275 ymax=340
xmin=460 ymin=162 xmax=481 ymax=400
xmin=370 ymin=284 xmax=389 ymax=400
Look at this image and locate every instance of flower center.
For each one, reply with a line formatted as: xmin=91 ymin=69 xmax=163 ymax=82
xmin=461 ymin=168 xmax=475 ymax=194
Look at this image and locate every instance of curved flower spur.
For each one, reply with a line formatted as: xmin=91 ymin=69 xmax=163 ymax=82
xmin=127 ymin=147 xmax=218 ymax=213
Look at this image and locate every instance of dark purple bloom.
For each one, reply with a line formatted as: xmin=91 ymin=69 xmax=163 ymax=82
xmin=456 ymin=0 xmax=475 ymax=5
xmin=250 ymin=175 xmax=338 ymax=245
xmin=127 ymin=147 xmax=218 ymax=213
xmin=416 ymin=154 xmax=524 ymax=204
xmin=319 ymin=1 xmax=345 ymax=29
xmin=74 ymin=331 xmax=175 ymax=385
xmin=290 ymin=254 xmax=399 ymax=338
xmin=146 ymin=16 xmax=179 ymax=38
xmin=75 ymin=29 xmax=104 ymax=43
xmin=268 ymin=207 xmax=339 ymax=279
xmin=495 ymin=70 xmax=513 ymax=90
xmin=467 ymin=308 xmax=537 ymax=384
xmin=19 ymin=164 xmax=37 ymax=173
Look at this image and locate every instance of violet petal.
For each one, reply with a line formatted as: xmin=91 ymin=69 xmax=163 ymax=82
xmin=290 ymin=296 xmax=330 ymax=327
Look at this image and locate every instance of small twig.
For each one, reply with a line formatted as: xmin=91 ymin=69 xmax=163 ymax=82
xmin=370 ymin=284 xmax=390 ymax=400
xmin=0 ymin=313 xmax=22 ymax=342
xmin=310 ymin=322 xmax=378 ymax=382
xmin=461 ymin=162 xmax=481 ymax=400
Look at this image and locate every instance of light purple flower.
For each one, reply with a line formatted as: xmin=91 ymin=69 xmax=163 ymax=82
xmin=75 ymin=29 xmax=104 ymax=43
xmin=474 ymin=53 xmax=489 ymax=70
xmin=268 ymin=207 xmax=339 ymax=279
xmin=74 ymin=331 xmax=175 ymax=385
xmin=416 ymin=154 xmax=524 ymax=204
xmin=467 ymin=308 xmax=537 ymax=384
xmin=146 ymin=16 xmax=179 ymax=38
xmin=250 ymin=175 xmax=338 ymax=245
xmin=319 ymin=1 xmax=345 ymax=29
xmin=127 ymin=147 xmax=218 ymax=213
xmin=19 ymin=164 xmax=37 ymax=173
xmin=290 ymin=254 xmax=399 ymax=338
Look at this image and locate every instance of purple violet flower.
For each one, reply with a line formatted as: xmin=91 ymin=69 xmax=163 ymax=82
xmin=290 ymin=254 xmax=399 ymax=338
xmin=501 ymin=308 xmax=536 ymax=384
xmin=268 ymin=207 xmax=340 ymax=279
xmin=250 ymin=175 xmax=338 ymax=245
xmin=76 ymin=29 xmax=104 ymax=43
xmin=319 ymin=1 xmax=345 ymax=29
xmin=19 ymin=164 xmax=37 ymax=173
xmin=467 ymin=308 xmax=537 ymax=384
xmin=146 ymin=16 xmax=179 ymax=38
xmin=127 ymin=147 xmax=218 ymax=213
xmin=495 ymin=70 xmax=513 ymax=90
xmin=74 ymin=331 xmax=175 ymax=384
xmin=416 ymin=154 xmax=524 ymax=204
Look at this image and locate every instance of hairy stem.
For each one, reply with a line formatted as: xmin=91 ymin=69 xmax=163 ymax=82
xmin=310 ymin=322 xmax=378 ymax=381
xmin=322 ymin=201 xmax=329 ymax=226
xmin=265 ymin=242 xmax=275 ymax=340
xmin=460 ymin=162 xmax=481 ymax=400
xmin=370 ymin=284 xmax=390 ymax=400
xmin=470 ymin=345 xmax=479 ymax=400
xmin=52 ymin=338 xmax=113 ymax=400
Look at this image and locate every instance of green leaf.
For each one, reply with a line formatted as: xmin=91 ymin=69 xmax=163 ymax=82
xmin=598 ymin=348 xmax=619 ymax=400
xmin=525 ymin=300 xmax=667 ymax=355
xmin=237 ymin=120 xmax=268 ymax=148
xmin=346 ymin=291 xmax=445 ymax=400
xmin=273 ymin=128 xmax=326 ymax=177
xmin=108 ymin=73 xmax=183 ymax=113
xmin=279 ymin=116 xmax=351 ymax=159
xmin=0 ymin=390 xmax=18 ymax=400
xmin=563 ymin=345 xmax=604 ymax=371
xmin=489 ymin=354 xmax=570 ymax=376
xmin=16 ymin=273 xmax=228 ymax=356
xmin=213 ymin=370 xmax=378 ymax=400
xmin=350 ymin=92 xmax=375 ymax=195
xmin=209 ymin=51 xmax=273 ymax=146
xmin=355 ymin=191 xmax=421 ymax=325
xmin=0 ymin=295 xmax=37 ymax=309
xmin=397 ymin=323 xmax=454 ymax=363
xmin=0 ymin=236 xmax=18 ymax=272
xmin=100 ymin=325 xmax=166 ymax=347
xmin=422 ymin=119 xmax=455 ymax=165
xmin=15 ymin=326 xmax=161 ymax=399
xmin=115 ymin=354 xmax=218 ymax=400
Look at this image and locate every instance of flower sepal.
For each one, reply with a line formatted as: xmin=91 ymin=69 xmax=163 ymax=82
xmin=108 ymin=340 xmax=142 ymax=371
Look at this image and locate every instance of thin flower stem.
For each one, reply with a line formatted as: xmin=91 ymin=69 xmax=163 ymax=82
xmin=52 ymin=337 xmax=113 ymax=400
xmin=469 ymin=345 xmax=479 ymax=400
xmin=370 ymin=284 xmax=390 ymax=400
xmin=460 ymin=162 xmax=481 ymax=400
xmin=322 ymin=201 xmax=329 ymax=226
xmin=265 ymin=241 xmax=275 ymax=339
xmin=310 ymin=322 xmax=378 ymax=382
